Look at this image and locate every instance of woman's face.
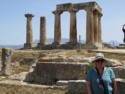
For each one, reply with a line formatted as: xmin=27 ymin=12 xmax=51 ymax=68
xmin=94 ymin=59 xmax=105 ymax=69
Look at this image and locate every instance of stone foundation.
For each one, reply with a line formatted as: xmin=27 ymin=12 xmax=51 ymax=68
xmin=67 ymin=79 xmax=125 ymax=94
xmin=25 ymin=62 xmax=88 ymax=85
xmin=24 ymin=43 xmax=36 ymax=49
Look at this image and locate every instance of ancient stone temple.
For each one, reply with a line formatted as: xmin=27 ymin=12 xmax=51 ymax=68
xmin=37 ymin=17 xmax=47 ymax=48
xmin=52 ymin=1 xmax=103 ymax=48
xmin=24 ymin=14 xmax=35 ymax=49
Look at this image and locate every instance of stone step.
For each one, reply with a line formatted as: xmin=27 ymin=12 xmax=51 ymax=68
xmin=56 ymin=80 xmax=68 ymax=87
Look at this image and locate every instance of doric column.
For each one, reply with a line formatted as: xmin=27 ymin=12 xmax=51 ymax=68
xmin=69 ymin=9 xmax=78 ymax=45
xmin=93 ymin=11 xmax=99 ymax=44
xmin=86 ymin=8 xmax=94 ymax=44
xmin=52 ymin=10 xmax=62 ymax=45
xmin=24 ymin=14 xmax=35 ymax=49
xmin=37 ymin=17 xmax=47 ymax=48
xmin=98 ymin=13 xmax=102 ymax=44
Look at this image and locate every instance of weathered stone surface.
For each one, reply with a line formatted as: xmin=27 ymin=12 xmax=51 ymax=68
xmin=113 ymin=66 xmax=125 ymax=79
xmin=1 ymin=48 xmax=13 ymax=75
xmin=56 ymin=80 xmax=68 ymax=87
xmin=0 ymin=60 xmax=2 ymax=71
xmin=106 ymin=59 xmax=122 ymax=67
xmin=20 ymin=57 xmax=37 ymax=65
xmin=9 ymin=72 xmax=27 ymax=81
xmin=24 ymin=14 xmax=35 ymax=49
xmin=68 ymin=80 xmax=86 ymax=94
xmin=25 ymin=62 xmax=89 ymax=85
xmin=53 ymin=10 xmax=63 ymax=45
xmin=67 ymin=79 xmax=125 ymax=94
xmin=11 ymin=61 xmax=20 ymax=67
xmin=37 ymin=17 xmax=47 ymax=48
xmin=116 ymin=78 xmax=125 ymax=94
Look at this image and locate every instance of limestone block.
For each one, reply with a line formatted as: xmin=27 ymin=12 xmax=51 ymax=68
xmin=116 ymin=78 xmax=125 ymax=94
xmin=113 ymin=66 xmax=125 ymax=79
xmin=25 ymin=62 xmax=89 ymax=85
xmin=68 ymin=80 xmax=87 ymax=94
xmin=1 ymin=48 xmax=13 ymax=75
xmin=56 ymin=80 xmax=68 ymax=87
xmin=9 ymin=72 xmax=27 ymax=81
xmin=105 ymin=59 xmax=122 ymax=67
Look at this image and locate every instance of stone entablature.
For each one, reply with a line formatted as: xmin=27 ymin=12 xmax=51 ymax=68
xmin=57 ymin=2 xmax=102 ymax=12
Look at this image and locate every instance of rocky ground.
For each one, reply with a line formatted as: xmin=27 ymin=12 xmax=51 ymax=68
xmin=0 ymin=49 xmax=125 ymax=94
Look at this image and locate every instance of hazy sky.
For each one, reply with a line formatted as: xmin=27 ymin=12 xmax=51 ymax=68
xmin=0 ymin=0 xmax=125 ymax=45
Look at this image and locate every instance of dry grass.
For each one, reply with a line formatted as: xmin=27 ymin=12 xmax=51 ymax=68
xmin=0 ymin=84 xmax=66 ymax=94
xmin=12 ymin=64 xmax=30 ymax=75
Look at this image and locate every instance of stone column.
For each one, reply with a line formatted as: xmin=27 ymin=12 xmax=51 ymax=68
xmin=98 ymin=13 xmax=102 ymax=44
xmin=86 ymin=8 xmax=94 ymax=44
xmin=37 ymin=17 xmax=47 ymax=48
xmin=69 ymin=9 xmax=78 ymax=45
xmin=1 ymin=48 xmax=13 ymax=75
xmin=93 ymin=11 xmax=98 ymax=44
xmin=24 ymin=14 xmax=35 ymax=49
xmin=52 ymin=10 xmax=62 ymax=45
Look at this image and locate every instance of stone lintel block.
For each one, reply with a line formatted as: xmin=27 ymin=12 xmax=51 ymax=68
xmin=56 ymin=3 xmax=73 ymax=11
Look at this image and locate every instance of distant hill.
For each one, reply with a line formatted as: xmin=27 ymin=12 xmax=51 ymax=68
xmin=0 ymin=39 xmax=121 ymax=49
xmin=105 ymin=40 xmax=121 ymax=47
xmin=34 ymin=38 xmax=86 ymax=44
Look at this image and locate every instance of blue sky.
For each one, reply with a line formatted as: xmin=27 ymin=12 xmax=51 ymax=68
xmin=0 ymin=0 xmax=125 ymax=45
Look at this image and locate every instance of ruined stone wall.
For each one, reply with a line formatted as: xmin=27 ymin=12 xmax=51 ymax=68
xmin=25 ymin=62 xmax=88 ymax=85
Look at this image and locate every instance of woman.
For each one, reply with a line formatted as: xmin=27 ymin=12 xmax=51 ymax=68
xmin=86 ymin=53 xmax=117 ymax=94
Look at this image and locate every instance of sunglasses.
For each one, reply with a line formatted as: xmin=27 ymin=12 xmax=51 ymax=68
xmin=95 ymin=59 xmax=104 ymax=62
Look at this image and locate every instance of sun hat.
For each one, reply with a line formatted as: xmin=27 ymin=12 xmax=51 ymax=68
xmin=92 ymin=53 xmax=106 ymax=63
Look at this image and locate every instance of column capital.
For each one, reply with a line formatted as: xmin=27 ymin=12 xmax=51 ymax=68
xmin=69 ymin=9 xmax=79 ymax=13
xmin=98 ymin=12 xmax=103 ymax=17
xmin=85 ymin=6 xmax=93 ymax=12
xmin=93 ymin=10 xmax=103 ymax=16
xmin=25 ymin=14 xmax=34 ymax=18
xmin=52 ymin=10 xmax=63 ymax=15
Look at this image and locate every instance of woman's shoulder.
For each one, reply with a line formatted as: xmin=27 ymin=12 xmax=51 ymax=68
xmin=87 ymin=68 xmax=95 ymax=74
xmin=106 ymin=67 xmax=114 ymax=72
xmin=106 ymin=67 xmax=113 ymax=70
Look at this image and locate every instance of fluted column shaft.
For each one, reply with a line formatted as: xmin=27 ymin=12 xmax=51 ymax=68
xmin=53 ymin=10 xmax=62 ymax=45
xmin=94 ymin=11 xmax=98 ymax=44
xmin=40 ymin=17 xmax=46 ymax=45
xmin=98 ymin=13 xmax=102 ymax=44
xmin=25 ymin=14 xmax=34 ymax=44
xmin=86 ymin=9 xmax=94 ymax=44
xmin=69 ymin=9 xmax=78 ymax=44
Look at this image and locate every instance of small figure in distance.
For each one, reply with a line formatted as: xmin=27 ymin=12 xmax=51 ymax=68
xmin=122 ymin=24 xmax=125 ymax=43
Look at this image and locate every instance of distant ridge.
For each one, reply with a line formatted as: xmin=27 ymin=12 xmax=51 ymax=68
xmin=34 ymin=38 xmax=86 ymax=44
xmin=0 ymin=39 xmax=121 ymax=49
